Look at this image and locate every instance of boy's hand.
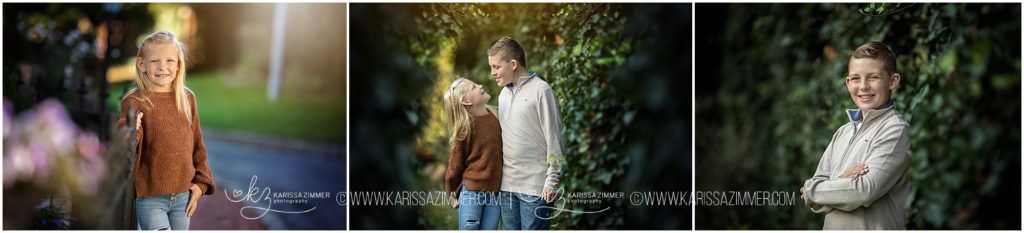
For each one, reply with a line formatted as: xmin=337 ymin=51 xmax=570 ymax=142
xmin=800 ymin=187 xmax=813 ymax=208
xmin=840 ymin=163 xmax=869 ymax=179
xmin=543 ymin=188 xmax=560 ymax=204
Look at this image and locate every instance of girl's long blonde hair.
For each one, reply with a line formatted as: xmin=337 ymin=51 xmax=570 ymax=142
xmin=443 ymin=78 xmax=473 ymax=149
xmin=133 ymin=30 xmax=191 ymax=124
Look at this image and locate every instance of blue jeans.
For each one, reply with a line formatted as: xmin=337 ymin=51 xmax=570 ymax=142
xmin=458 ymin=183 xmax=500 ymax=230
xmin=499 ymin=191 xmax=552 ymax=230
xmin=135 ymin=192 xmax=191 ymax=230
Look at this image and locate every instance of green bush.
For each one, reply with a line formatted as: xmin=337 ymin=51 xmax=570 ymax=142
xmin=349 ymin=3 xmax=431 ymax=229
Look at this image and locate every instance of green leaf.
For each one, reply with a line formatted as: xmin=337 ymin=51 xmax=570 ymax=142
xmin=623 ymin=111 xmax=636 ymax=125
xmin=991 ymin=74 xmax=1020 ymax=90
xmin=572 ymin=41 xmax=583 ymax=56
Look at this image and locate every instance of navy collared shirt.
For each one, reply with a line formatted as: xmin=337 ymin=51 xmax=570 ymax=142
xmin=848 ymin=101 xmax=894 ymax=134
xmin=505 ymin=70 xmax=535 ymax=95
xmin=848 ymin=101 xmax=895 ymax=122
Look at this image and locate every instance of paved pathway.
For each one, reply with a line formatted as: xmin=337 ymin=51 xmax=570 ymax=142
xmin=189 ymin=129 xmax=346 ymax=230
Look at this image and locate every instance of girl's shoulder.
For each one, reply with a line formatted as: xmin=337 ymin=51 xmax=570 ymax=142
xmin=120 ymin=87 xmax=141 ymax=103
xmin=485 ymin=105 xmax=498 ymax=117
xmin=184 ymin=86 xmax=195 ymax=97
xmin=119 ymin=87 xmax=157 ymax=109
xmin=183 ymin=86 xmax=198 ymax=103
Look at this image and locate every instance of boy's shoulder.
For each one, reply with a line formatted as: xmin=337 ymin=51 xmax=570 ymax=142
xmin=526 ymin=75 xmax=554 ymax=93
xmin=880 ymin=108 xmax=911 ymax=129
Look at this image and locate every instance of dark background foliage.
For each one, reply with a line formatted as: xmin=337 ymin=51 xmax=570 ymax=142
xmin=3 ymin=3 xmax=153 ymax=136
xmin=695 ymin=3 xmax=1021 ymax=229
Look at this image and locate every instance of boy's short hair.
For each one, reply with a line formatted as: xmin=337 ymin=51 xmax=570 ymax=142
xmin=850 ymin=42 xmax=897 ymax=74
xmin=488 ymin=37 xmax=527 ymax=68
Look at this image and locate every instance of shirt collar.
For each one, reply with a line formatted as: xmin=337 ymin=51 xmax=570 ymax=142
xmin=506 ymin=70 xmax=536 ymax=89
xmin=847 ymin=101 xmax=894 ymax=122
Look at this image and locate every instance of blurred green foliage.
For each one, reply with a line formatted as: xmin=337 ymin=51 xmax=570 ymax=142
xmin=696 ymin=3 xmax=1020 ymax=229
xmin=609 ymin=4 xmax=692 ymax=229
xmin=351 ymin=3 xmax=690 ymax=230
xmin=349 ymin=3 xmax=428 ymax=229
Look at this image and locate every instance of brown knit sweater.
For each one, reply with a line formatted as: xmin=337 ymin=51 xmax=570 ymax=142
xmin=445 ymin=110 xmax=503 ymax=198
xmin=117 ymin=88 xmax=216 ymax=198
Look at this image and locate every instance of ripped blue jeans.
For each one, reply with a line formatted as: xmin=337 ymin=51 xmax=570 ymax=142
xmin=135 ymin=192 xmax=191 ymax=230
xmin=458 ymin=183 xmax=500 ymax=230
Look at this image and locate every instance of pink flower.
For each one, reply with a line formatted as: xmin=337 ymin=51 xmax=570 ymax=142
xmin=74 ymin=131 xmax=105 ymax=195
xmin=4 ymin=99 xmax=12 ymax=138
xmin=3 ymin=144 xmax=33 ymax=188
xmin=32 ymin=99 xmax=77 ymax=157
xmin=3 ymin=98 xmax=110 ymax=196
xmin=76 ymin=132 xmax=100 ymax=159
xmin=76 ymin=155 xmax=106 ymax=196
xmin=27 ymin=142 xmax=51 ymax=180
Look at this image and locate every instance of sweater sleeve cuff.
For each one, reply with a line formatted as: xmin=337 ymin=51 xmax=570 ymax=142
xmin=195 ymin=182 xmax=210 ymax=195
xmin=543 ymin=175 xmax=560 ymax=190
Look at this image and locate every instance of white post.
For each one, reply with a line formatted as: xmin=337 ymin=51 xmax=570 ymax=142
xmin=267 ymin=3 xmax=287 ymax=102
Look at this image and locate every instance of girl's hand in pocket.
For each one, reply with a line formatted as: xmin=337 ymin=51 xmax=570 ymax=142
xmin=186 ymin=184 xmax=202 ymax=217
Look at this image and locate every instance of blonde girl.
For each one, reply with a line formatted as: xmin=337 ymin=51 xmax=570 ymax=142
xmin=116 ymin=30 xmax=215 ymax=230
xmin=443 ymin=78 xmax=503 ymax=230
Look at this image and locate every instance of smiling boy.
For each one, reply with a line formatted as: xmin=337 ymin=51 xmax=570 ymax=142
xmin=487 ymin=37 xmax=566 ymax=230
xmin=800 ymin=42 xmax=912 ymax=229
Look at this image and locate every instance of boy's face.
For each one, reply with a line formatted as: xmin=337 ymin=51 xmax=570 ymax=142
xmin=488 ymin=54 xmax=517 ymax=87
xmin=137 ymin=43 xmax=180 ymax=92
xmin=846 ymin=57 xmax=900 ymax=112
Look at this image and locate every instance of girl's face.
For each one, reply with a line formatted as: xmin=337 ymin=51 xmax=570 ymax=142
xmin=460 ymin=80 xmax=490 ymax=107
xmin=136 ymin=43 xmax=180 ymax=92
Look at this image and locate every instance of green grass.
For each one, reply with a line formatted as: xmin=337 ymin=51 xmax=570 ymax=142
xmin=106 ymin=71 xmax=346 ymax=144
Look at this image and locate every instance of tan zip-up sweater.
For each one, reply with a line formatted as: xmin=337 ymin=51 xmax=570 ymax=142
xmin=803 ymin=103 xmax=911 ymax=230
xmin=497 ymin=71 xmax=566 ymax=197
